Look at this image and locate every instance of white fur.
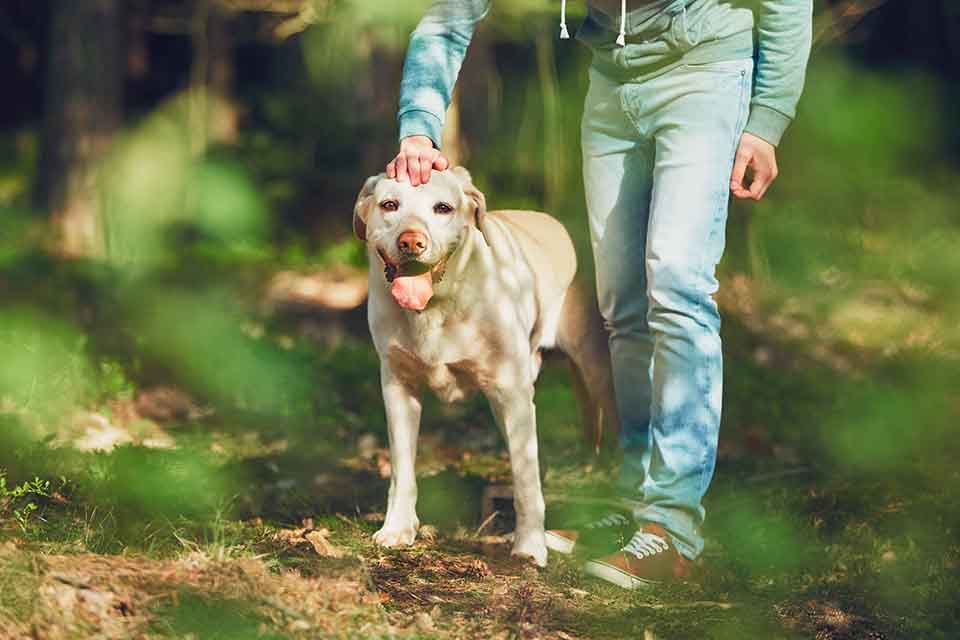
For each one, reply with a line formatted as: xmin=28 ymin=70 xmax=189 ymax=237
xmin=357 ymin=170 xmax=556 ymax=567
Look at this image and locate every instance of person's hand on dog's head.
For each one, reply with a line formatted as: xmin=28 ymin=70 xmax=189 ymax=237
xmin=387 ymin=135 xmax=449 ymax=187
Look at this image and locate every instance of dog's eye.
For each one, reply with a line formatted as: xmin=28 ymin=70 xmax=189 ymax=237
xmin=434 ymin=202 xmax=453 ymax=215
xmin=380 ymin=200 xmax=399 ymax=212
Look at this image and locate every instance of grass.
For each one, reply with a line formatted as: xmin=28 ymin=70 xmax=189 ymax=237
xmin=0 ymin=275 xmax=957 ymax=639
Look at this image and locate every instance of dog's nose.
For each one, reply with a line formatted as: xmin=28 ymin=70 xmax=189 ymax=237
xmin=397 ymin=230 xmax=428 ymax=257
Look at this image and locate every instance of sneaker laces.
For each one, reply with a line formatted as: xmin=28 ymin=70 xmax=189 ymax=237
xmin=584 ymin=512 xmax=630 ymax=530
xmin=622 ymin=530 xmax=670 ymax=559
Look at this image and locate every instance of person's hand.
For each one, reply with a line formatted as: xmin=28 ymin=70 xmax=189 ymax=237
xmin=387 ymin=135 xmax=450 ymax=186
xmin=730 ymin=132 xmax=778 ymax=201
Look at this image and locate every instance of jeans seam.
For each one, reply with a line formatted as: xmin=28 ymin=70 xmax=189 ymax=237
xmin=699 ymin=62 xmax=751 ymax=277
xmin=618 ymin=85 xmax=645 ymax=138
xmin=695 ymin=62 xmax=750 ymax=499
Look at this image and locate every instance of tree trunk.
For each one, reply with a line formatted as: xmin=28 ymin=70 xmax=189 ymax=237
xmin=441 ymin=90 xmax=465 ymax=167
xmin=535 ymin=30 xmax=564 ymax=215
xmin=190 ymin=0 xmax=238 ymax=155
xmin=39 ymin=0 xmax=125 ymax=258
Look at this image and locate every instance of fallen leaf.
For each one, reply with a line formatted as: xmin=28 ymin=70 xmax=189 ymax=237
xmin=304 ymin=529 xmax=344 ymax=558
xmin=272 ymin=527 xmax=345 ymax=558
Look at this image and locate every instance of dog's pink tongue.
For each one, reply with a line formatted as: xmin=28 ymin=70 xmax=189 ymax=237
xmin=390 ymin=271 xmax=434 ymax=311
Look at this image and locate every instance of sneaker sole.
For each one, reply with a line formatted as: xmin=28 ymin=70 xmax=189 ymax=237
xmin=545 ymin=530 xmax=575 ymax=555
xmin=583 ymin=559 xmax=658 ymax=590
xmin=502 ymin=531 xmax=576 ymax=555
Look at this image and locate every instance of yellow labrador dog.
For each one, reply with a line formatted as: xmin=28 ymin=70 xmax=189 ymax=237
xmin=353 ymin=167 xmax=616 ymax=566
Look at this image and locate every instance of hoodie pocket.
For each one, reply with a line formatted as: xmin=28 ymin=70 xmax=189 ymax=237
xmin=618 ymin=0 xmax=712 ymax=66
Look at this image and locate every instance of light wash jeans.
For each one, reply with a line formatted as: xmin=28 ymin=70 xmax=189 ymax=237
xmin=582 ymin=57 xmax=753 ymax=560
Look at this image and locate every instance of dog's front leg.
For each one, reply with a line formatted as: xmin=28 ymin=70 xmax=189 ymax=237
xmin=373 ymin=364 xmax=422 ymax=548
xmin=488 ymin=384 xmax=547 ymax=567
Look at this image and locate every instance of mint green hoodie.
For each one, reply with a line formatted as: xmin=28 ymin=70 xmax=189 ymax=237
xmin=398 ymin=0 xmax=812 ymax=147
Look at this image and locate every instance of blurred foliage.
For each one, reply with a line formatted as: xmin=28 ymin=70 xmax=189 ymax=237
xmin=0 ymin=0 xmax=957 ymax=636
xmin=149 ymin=591 xmax=287 ymax=639
xmin=132 ymin=287 xmax=315 ymax=416
xmin=752 ymin=59 xmax=960 ymax=329
xmin=102 ymin=93 xmax=268 ymax=268
xmin=0 ymin=308 xmax=93 ymax=420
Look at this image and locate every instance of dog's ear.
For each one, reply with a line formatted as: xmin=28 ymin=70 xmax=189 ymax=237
xmin=451 ymin=166 xmax=490 ymax=246
xmin=353 ymin=173 xmax=383 ymax=241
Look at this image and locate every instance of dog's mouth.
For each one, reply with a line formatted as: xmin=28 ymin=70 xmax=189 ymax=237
xmin=378 ymin=249 xmax=447 ymax=312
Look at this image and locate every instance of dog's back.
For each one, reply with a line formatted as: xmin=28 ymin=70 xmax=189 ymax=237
xmin=485 ymin=209 xmax=577 ymax=310
xmin=484 ymin=209 xmax=618 ymax=453
xmin=481 ymin=210 xmax=577 ymax=352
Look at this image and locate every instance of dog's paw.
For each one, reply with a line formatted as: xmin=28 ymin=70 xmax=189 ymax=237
xmin=373 ymin=525 xmax=418 ymax=548
xmin=511 ymin=531 xmax=548 ymax=567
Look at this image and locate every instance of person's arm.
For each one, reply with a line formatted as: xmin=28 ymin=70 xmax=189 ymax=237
xmin=745 ymin=0 xmax=813 ymax=146
xmin=387 ymin=0 xmax=491 ymax=185
xmin=731 ymin=0 xmax=813 ymax=200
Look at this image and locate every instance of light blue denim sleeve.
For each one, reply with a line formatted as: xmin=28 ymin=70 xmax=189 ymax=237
xmin=745 ymin=0 xmax=813 ymax=146
xmin=397 ymin=0 xmax=491 ymax=148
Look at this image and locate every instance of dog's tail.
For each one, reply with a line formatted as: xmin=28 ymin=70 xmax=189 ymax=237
xmin=556 ymin=280 xmax=620 ymax=456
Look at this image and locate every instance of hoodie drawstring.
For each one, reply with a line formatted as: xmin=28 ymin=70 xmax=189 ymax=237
xmin=560 ymin=0 xmax=570 ymax=39
xmin=561 ymin=1 xmax=627 ymax=47
xmin=616 ymin=0 xmax=627 ymax=46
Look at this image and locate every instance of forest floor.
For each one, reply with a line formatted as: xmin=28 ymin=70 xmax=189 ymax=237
xmin=0 ymin=270 xmax=957 ymax=640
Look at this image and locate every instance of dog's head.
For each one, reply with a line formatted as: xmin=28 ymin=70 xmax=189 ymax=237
xmin=353 ymin=167 xmax=488 ymax=311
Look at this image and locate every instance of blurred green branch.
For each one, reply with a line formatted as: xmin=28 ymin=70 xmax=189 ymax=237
xmin=814 ymin=0 xmax=890 ymax=46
